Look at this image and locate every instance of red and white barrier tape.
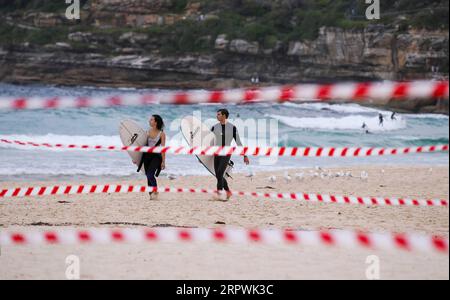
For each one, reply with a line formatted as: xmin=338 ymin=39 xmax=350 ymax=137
xmin=1 ymin=139 xmax=448 ymax=158
xmin=0 ymin=227 xmax=447 ymax=254
xmin=0 ymin=81 xmax=448 ymax=110
xmin=0 ymin=184 xmax=447 ymax=207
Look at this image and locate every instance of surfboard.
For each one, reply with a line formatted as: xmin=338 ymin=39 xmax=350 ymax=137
xmin=180 ymin=116 xmax=233 ymax=178
xmin=119 ymin=119 xmax=147 ymax=172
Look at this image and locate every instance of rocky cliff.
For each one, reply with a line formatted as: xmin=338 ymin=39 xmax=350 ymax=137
xmin=0 ymin=0 xmax=448 ymax=113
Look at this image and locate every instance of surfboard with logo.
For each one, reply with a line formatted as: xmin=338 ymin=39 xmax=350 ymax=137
xmin=119 ymin=119 xmax=147 ymax=172
xmin=180 ymin=116 xmax=233 ymax=178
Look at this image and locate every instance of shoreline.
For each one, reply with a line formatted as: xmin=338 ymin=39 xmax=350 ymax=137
xmin=1 ymin=160 xmax=449 ymax=183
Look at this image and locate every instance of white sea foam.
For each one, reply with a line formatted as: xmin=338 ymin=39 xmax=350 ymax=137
xmin=282 ymin=102 xmax=388 ymax=114
xmin=0 ymin=133 xmax=191 ymax=150
xmin=403 ymin=113 xmax=449 ymax=120
xmin=0 ymin=134 xmax=122 ymax=146
xmin=269 ymin=114 xmax=406 ymax=132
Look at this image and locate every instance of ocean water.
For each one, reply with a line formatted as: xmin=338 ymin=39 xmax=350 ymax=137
xmin=0 ymin=83 xmax=448 ymax=182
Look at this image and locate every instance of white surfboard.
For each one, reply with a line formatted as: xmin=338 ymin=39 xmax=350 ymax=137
xmin=119 ymin=119 xmax=147 ymax=172
xmin=180 ymin=116 xmax=233 ymax=178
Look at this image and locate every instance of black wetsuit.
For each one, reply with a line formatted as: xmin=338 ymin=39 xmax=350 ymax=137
xmin=211 ymin=123 xmax=243 ymax=192
xmin=137 ymin=139 xmax=162 ymax=187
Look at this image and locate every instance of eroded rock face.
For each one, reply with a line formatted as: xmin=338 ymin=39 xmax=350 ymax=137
xmin=239 ymin=0 xmax=303 ymax=9
xmin=229 ymin=39 xmax=259 ymax=55
xmin=87 ymin=0 xmax=183 ymax=27
xmin=0 ymin=44 xmax=447 ymax=113
xmin=215 ymin=34 xmax=229 ymax=50
xmin=118 ymin=32 xmax=149 ymax=45
xmin=68 ymin=32 xmax=93 ymax=43
xmin=285 ymin=26 xmax=449 ymax=81
xmin=24 ymin=12 xmax=65 ymax=27
xmin=1 ymin=25 xmax=447 ymax=84
xmin=89 ymin=0 xmax=174 ymax=14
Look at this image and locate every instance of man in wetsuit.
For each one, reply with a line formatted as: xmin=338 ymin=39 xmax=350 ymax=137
xmin=211 ymin=109 xmax=250 ymax=200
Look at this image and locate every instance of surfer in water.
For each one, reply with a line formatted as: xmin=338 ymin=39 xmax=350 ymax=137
xmin=138 ymin=115 xmax=166 ymax=200
xmin=361 ymin=122 xmax=370 ymax=134
xmin=391 ymin=112 xmax=397 ymax=120
xmin=379 ymin=113 xmax=384 ymax=126
xmin=211 ymin=109 xmax=250 ymax=201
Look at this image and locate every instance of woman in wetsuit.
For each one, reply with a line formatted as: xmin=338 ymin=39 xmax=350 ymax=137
xmin=138 ymin=115 xmax=166 ymax=200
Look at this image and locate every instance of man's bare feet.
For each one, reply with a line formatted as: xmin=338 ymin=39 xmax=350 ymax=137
xmin=210 ymin=192 xmax=221 ymax=201
xmin=209 ymin=191 xmax=229 ymax=202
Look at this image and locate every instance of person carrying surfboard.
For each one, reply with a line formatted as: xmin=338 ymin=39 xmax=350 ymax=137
xmin=137 ymin=115 xmax=166 ymax=200
xmin=211 ymin=109 xmax=250 ymax=201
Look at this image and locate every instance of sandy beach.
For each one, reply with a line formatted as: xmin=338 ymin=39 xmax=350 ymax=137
xmin=0 ymin=165 xmax=448 ymax=280
xmin=0 ymin=0 xmax=449 ymax=283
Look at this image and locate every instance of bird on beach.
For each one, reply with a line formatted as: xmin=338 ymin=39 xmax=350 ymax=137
xmin=360 ymin=171 xmax=369 ymax=181
xmin=335 ymin=171 xmax=344 ymax=178
xmin=294 ymin=172 xmax=305 ymax=181
xmin=268 ymin=175 xmax=277 ymax=183
xmin=309 ymin=170 xmax=319 ymax=178
xmin=245 ymin=169 xmax=256 ymax=180
xmin=284 ymin=171 xmax=292 ymax=183
xmin=167 ymin=174 xmax=177 ymax=180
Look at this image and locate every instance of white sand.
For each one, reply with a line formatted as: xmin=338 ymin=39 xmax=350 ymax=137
xmin=0 ymin=165 xmax=448 ymax=279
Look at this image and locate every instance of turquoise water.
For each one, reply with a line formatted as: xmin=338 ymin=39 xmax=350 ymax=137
xmin=0 ymin=83 xmax=448 ymax=182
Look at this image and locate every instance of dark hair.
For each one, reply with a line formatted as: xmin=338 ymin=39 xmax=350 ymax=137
xmin=152 ymin=114 xmax=164 ymax=131
xmin=217 ymin=109 xmax=229 ymax=119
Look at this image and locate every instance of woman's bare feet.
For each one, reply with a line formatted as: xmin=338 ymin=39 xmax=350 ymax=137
xmin=149 ymin=192 xmax=159 ymax=200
